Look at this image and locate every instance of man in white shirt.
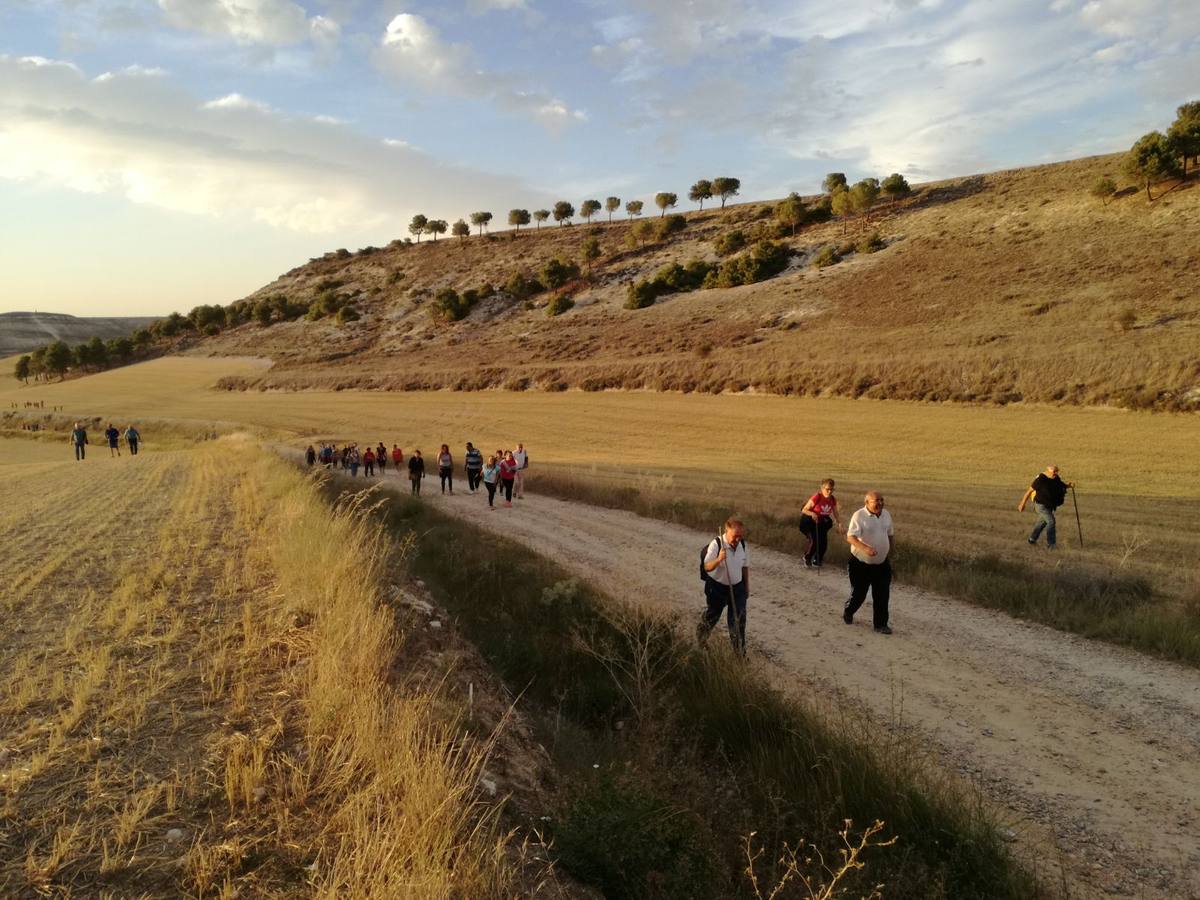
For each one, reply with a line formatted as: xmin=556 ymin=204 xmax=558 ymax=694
xmin=513 ymin=443 xmax=528 ymax=499
xmin=843 ymin=491 xmax=895 ymax=634
xmin=697 ymin=517 xmax=750 ymax=654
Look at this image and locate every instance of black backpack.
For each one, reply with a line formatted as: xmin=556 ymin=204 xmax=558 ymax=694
xmin=700 ymin=536 xmax=745 ymax=582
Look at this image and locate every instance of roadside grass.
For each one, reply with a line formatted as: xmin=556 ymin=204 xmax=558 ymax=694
xmin=356 ymin=479 xmax=1046 ymax=899
xmin=527 ymin=468 xmax=1200 ymax=668
xmin=0 ymin=445 xmax=524 ymax=897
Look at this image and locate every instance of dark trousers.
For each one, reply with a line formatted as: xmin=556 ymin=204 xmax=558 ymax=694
xmin=467 ymin=469 xmax=482 ymax=491
xmin=129 ymin=440 xmax=138 ymax=455
xmin=74 ymin=443 xmax=85 ymax=460
xmin=411 ymin=475 xmax=421 ymax=495
xmin=698 ymin=579 xmax=747 ymax=653
xmin=485 ymin=481 xmax=497 ymax=506
xmin=440 ymin=467 xmax=453 ymax=493
xmin=845 ymin=557 xmax=892 ymax=628
xmin=501 ymin=479 xmax=514 ymax=502
xmin=799 ymin=515 xmax=833 ymax=564
xmin=365 ymin=461 xmax=375 ymax=476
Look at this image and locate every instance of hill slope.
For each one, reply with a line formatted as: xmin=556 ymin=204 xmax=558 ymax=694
xmin=0 ymin=312 xmax=157 ymax=357
xmin=204 ymin=153 xmax=1200 ymax=409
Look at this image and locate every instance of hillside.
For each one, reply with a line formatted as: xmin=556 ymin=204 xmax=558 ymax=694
xmin=202 ymin=153 xmax=1200 ymax=409
xmin=0 ymin=312 xmax=157 ymax=357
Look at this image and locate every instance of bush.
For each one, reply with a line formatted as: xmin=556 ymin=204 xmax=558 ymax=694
xmin=334 ymin=248 xmax=351 ymax=259
xmin=1116 ymin=307 xmax=1137 ymax=331
xmin=203 ymin=323 xmax=221 ymax=336
xmin=655 ymin=214 xmax=687 ymax=240
xmin=812 ymin=246 xmax=842 ymax=268
xmin=431 ymin=288 xmax=472 ymax=321
xmin=504 ymin=271 xmax=543 ymax=300
xmin=336 ymin=305 xmax=360 ymax=323
xmin=542 ymin=257 xmax=581 ymax=290
xmin=625 ymin=280 xmax=661 ymax=310
xmin=653 ymin=260 xmax=713 ymax=292
xmin=546 ymin=295 xmax=575 ymax=316
xmin=555 ymin=776 xmax=719 ymax=900
xmin=857 ymin=232 xmax=886 ymax=254
xmin=478 ymin=282 xmax=496 ymax=299
xmin=703 ymin=240 xmax=791 ymax=288
xmin=836 ymin=241 xmax=857 ymax=257
xmin=713 ymin=230 xmax=747 ymax=256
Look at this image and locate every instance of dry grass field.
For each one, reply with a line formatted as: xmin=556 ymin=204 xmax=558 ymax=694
xmin=0 ymin=437 xmax=531 ymax=897
xmin=4 ymin=356 xmax=1199 ymax=606
xmin=193 ymin=153 xmax=1200 ymax=409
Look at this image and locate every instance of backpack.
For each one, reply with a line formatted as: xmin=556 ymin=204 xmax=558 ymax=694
xmin=700 ymin=536 xmax=745 ymax=582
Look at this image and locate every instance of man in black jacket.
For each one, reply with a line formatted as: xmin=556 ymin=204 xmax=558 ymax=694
xmin=1018 ymin=465 xmax=1073 ymax=549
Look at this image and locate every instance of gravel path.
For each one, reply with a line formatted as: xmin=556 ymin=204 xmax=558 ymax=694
xmin=405 ymin=483 xmax=1200 ymax=899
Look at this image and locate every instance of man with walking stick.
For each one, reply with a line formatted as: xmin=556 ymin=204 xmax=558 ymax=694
xmin=697 ymin=517 xmax=750 ymax=655
xmin=1018 ymin=464 xmax=1074 ymax=550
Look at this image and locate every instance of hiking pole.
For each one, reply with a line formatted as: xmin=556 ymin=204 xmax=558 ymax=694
xmin=723 ymin=539 xmax=745 ymax=658
xmin=1071 ymin=485 xmax=1083 ymax=548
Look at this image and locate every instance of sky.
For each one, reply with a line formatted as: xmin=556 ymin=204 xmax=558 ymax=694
xmin=0 ymin=0 xmax=1197 ymax=317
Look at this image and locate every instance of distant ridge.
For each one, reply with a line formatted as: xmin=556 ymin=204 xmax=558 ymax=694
xmin=0 ymin=311 xmax=158 ymax=357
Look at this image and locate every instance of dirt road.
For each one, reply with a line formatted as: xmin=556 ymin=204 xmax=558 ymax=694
xmin=393 ymin=482 xmax=1199 ymax=899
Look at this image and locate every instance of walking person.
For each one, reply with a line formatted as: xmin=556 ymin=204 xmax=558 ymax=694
xmin=437 ymin=444 xmax=454 ymax=494
xmin=513 ymin=442 xmax=529 ymax=499
xmin=499 ymin=451 xmax=518 ymax=507
xmin=843 ymin=491 xmax=895 ymax=634
xmin=696 ymin=517 xmax=750 ymax=655
xmin=305 ymin=445 xmax=317 ymax=466
xmin=376 ymin=442 xmax=388 ymax=474
xmin=482 ymin=455 xmax=501 ymax=509
xmin=363 ymin=446 xmax=376 ymax=477
xmin=408 ymin=450 xmax=425 ymax=495
xmin=391 ymin=444 xmax=403 ymax=473
xmin=1018 ymin=464 xmax=1073 ymax=550
xmin=124 ymin=425 xmax=141 ymax=456
xmin=70 ymin=422 xmax=88 ymax=461
xmin=799 ymin=479 xmax=841 ymax=568
xmin=464 ymin=442 xmax=484 ymax=493
xmin=348 ymin=445 xmax=360 ymax=477
xmin=105 ymin=423 xmax=121 ymax=457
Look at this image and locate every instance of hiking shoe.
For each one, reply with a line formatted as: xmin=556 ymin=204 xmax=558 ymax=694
xmin=1027 ymin=538 xmax=1037 ymax=546
xmin=813 ymin=561 xmax=823 ymax=569
xmin=874 ymin=626 xmax=893 ymax=635
xmin=842 ymin=610 xmax=853 ymax=625
xmin=803 ymin=559 xmax=812 ymax=569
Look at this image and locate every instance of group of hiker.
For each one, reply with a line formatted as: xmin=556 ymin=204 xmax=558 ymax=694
xmin=698 ymin=465 xmax=1075 ymax=655
xmin=69 ymin=422 xmax=141 ymax=460
xmin=306 ymin=440 xmax=530 ymax=508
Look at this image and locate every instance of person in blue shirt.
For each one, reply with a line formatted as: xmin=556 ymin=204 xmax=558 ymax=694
xmin=124 ymin=425 xmax=141 ymax=455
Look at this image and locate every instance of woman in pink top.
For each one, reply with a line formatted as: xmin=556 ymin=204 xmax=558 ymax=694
xmin=498 ymin=451 xmax=518 ymax=507
xmin=799 ymin=478 xmax=841 ymax=568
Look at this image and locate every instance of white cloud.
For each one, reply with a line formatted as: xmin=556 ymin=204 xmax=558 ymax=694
xmin=0 ymin=54 xmax=546 ymax=234
xmin=201 ymin=92 xmax=273 ymax=112
xmin=93 ymin=64 xmax=168 ymax=82
xmin=156 ymin=0 xmax=335 ymax=46
xmin=376 ymin=12 xmax=585 ymax=129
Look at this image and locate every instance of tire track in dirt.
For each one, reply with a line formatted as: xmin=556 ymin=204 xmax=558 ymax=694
xmin=391 ymin=482 xmax=1200 ymax=899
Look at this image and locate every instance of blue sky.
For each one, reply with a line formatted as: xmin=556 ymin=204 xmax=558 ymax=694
xmin=1 ymin=0 xmax=1197 ymax=316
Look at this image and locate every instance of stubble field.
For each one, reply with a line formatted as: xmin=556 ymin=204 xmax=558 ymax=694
xmin=4 ymin=355 xmax=1199 ymax=608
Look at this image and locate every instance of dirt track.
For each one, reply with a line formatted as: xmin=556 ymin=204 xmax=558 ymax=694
xmin=392 ymin=480 xmax=1200 ymax=899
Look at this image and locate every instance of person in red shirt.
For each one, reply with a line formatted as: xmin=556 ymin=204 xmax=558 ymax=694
xmin=499 ymin=451 xmax=518 ymax=507
xmin=799 ymin=478 xmax=841 ymax=568
xmin=391 ymin=445 xmax=403 ymax=471
xmin=363 ymin=447 xmax=376 ymax=477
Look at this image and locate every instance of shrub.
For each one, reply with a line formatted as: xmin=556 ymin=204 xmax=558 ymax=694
xmin=555 ymin=775 xmax=719 ymax=900
xmin=812 ymin=245 xmax=842 ymax=268
xmin=431 ymin=288 xmax=470 ymax=321
xmin=203 ymin=323 xmax=221 ymax=336
xmin=653 ymin=260 xmax=713 ymax=292
xmin=336 ymin=305 xmax=360 ymax=323
xmin=542 ymin=257 xmax=581 ymax=289
xmin=704 ymin=240 xmax=791 ymax=288
xmin=627 ymin=220 xmax=656 ymax=249
xmin=713 ymin=230 xmax=747 ymax=256
xmin=1116 ymin=307 xmax=1137 ymax=331
xmin=546 ymin=295 xmax=575 ymax=316
xmin=624 ymin=280 xmax=661 ymax=310
xmin=655 ymin=214 xmax=687 ymax=240
xmin=504 ymin=271 xmax=543 ymax=300
xmin=387 ymin=270 xmax=405 ymax=284
xmin=857 ymin=232 xmax=886 ymax=254
xmin=334 ymin=248 xmax=351 ymax=259
xmin=1090 ymin=177 xmax=1118 ymax=205
xmin=837 ymin=241 xmax=857 ymax=257
xmin=478 ymin=282 xmax=496 ymax=299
